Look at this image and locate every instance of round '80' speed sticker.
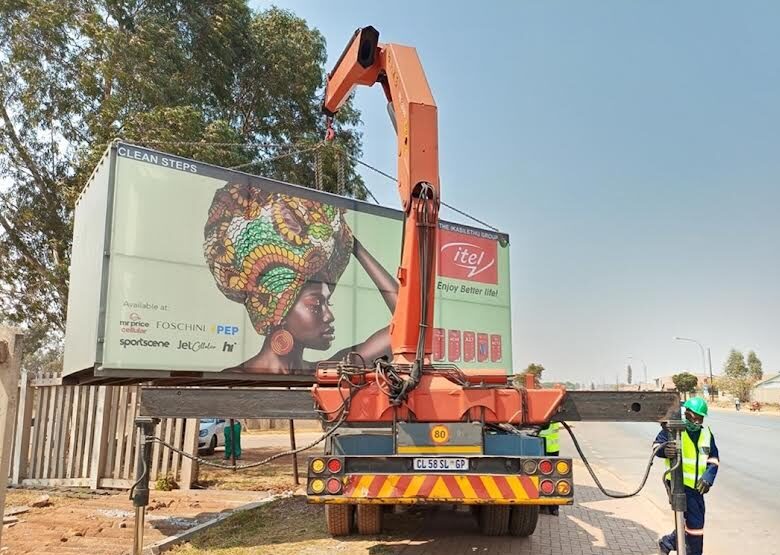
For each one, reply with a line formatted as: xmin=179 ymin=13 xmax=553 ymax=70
xmin=430 ymin=425 xmax=449 ymax=444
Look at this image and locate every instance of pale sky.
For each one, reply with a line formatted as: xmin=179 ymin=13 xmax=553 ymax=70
xmin=259 ymin=1 xmax=780 ymax=385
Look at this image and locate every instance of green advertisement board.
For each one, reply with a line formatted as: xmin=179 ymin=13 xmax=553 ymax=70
xmin=63 ymin=143 xmax=511 ymax=379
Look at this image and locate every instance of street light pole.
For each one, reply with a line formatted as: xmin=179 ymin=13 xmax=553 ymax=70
xmin=706 ymin=347 xmax=714 ymax=401
xmin=674 ymin=336 xmax=710 ymax=398
xmin=627 ymin=355 xmax=648 ymax=388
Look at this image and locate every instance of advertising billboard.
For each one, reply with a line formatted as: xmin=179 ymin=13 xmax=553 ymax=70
xmin=63 ymin=143 xmax=512 ymax=380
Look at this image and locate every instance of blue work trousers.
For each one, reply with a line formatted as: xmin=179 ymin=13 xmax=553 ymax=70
xmin=663 ymin=487 xmax=705 ymax=555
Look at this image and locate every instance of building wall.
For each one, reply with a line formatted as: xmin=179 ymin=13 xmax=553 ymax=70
xmin=752 ymin=388 xmax=780 ymax=404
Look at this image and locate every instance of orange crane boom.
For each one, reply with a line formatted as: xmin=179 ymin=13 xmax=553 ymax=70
xmin=323 ymin=26 xmax=439 ymax=366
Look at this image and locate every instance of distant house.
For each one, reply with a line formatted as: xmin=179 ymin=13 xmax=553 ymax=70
xmin=752 ymin=373 xmax=780 ymax=404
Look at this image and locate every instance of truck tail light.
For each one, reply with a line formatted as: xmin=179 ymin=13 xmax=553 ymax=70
xmin=556 ymin=480 xmax=571 ymax=495
xmin=326 ymin=477 xmax=342 ymax=494
xmin=540 ymin=479 xmax=555 ymax=495
xmin=555 ymin=461 xmax=570 ymax=475
xmin=327 ymin=458 xmax=343 ymax=473
xmin=521 ymin=460 xmax=538 ymax=474
xmin=310 ymin=479 xmax=325 ymax=494
xmin=538 ymin=459 xmax=554 ymax=475
xmin=311 ymin=458 xmax=326 ymax=473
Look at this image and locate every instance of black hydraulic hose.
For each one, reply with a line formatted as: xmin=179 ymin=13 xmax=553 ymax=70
xmin=560 ymin=421 xmax=668 ymax=499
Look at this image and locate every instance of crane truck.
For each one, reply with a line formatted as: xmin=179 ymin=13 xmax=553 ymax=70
xmin=304 ymin=26 xmax=682 ymax=538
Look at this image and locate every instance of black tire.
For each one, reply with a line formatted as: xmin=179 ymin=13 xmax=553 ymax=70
xmin=509 ymin=505 xmax=539 ymax=537
xmin=356 ymin=504 xmax=383 ymax=535
xmin=478 ymin=505 xmax=510 ymax=536
xmin=203 ymin=435 xmax=217 ymax=456
xmin=325 ymin=504 xmax=353 ymax=536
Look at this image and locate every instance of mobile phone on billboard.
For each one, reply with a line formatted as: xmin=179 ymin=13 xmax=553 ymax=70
xmin=432 ymin=328 xmax=445 ymax=361
xmin=490 ymin=334 xmax=502 ymax=362
xmin=477 ymin=333 xmax=489 ymax=362
xmin=448 ymin=330 xmax=461 ymax=362
xmin=463 ymin=331 xmax=475 ymax=362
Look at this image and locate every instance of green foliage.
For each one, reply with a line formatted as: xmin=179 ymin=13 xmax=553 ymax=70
xmin=724 ymin=349 xmax=748 ymax=378
xmin=0 ymin=2 xmax=365 ymax=357
xmin=747 ymin=350 xmax=763 ymax=381
xmin=155 ymin=475 xmax=178 ymax=491
xmin=513 ymin=363 xmax=545 ymax=387
xmin=672 ymin=372 xmax=699 ymax=397
xmin=719 ymin=348 xmax=762 ymax=402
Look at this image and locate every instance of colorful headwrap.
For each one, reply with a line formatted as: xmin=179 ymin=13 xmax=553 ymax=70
xmin=204 ymin=183 xmax=353 ymax=334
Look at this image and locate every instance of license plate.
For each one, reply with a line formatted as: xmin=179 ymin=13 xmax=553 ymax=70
xmin=413 ymin=457 xmax=469 ymax=471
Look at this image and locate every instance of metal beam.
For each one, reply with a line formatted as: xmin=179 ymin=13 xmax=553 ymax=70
xmin=551 ymin=391 xmax=680 ymax=423
xmin=138 ymin=387 xmax=318 ymax=419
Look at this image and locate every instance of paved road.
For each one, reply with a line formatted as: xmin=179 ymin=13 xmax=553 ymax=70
xmin=562 ymin=410 xmax=780 ymax=555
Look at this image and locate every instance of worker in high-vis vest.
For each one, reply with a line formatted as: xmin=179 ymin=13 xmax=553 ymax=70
xmin=539 ymin=422 xmax=561 ymax=515
xmin=654 ymin=397 xmax=719 ymax=555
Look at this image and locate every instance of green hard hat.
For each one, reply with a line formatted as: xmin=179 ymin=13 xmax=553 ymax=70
xmin=683 ymin=397 xmax=708 ymax=417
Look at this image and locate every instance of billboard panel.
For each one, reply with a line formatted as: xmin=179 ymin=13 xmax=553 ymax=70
xmin=64 ymin=143 xmax=512 ymax=378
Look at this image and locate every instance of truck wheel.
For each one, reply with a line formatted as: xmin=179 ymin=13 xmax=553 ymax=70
xmin=356 ymin=504 xmax=383 ymax=535
xmin=325 ymin=504 xmax=353 ymax=536
xmin=509 ymin=505 xmax=539 ymax=536
xmin=478 ymin=505 xmax=510 ymax=536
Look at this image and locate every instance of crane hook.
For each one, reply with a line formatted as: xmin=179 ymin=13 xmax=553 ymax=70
xmin=325 ymin=116 xmax=336 ymax=141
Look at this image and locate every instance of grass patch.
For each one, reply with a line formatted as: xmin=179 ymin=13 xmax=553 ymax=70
xmin=170 ymin=496 xmax=424 ymax=555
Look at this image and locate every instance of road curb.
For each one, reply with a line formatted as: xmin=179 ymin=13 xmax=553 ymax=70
xmin=140 ymin=491 xmax=294 ymax=555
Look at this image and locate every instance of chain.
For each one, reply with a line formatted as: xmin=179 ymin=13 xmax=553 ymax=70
xmin=121 ymin=140 xmax=298 ymax=148
xmin=120 ymin=137 xmax=494 ymax=230
xmin=229 ymin=142 xmax=325 ymax=171
xmin=314 ymin=147 xmax=324 ymax=190
xmin=336 ymin=149 xmax=345 ymax=196
xmin=338 ymin=149 xmax=499 ymax=232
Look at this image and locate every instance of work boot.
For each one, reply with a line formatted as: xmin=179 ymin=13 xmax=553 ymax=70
xmin=658 ymin=535 xmax=675 ymax=554
xmin=549 ymin=506 xmax=559 ymax=516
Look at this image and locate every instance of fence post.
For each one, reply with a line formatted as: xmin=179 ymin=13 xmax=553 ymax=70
xmin=180 ymin=419 xmax=200 ymax=490
xmin=0 ymin=327 xmax=24 ymax=547
xmin=89 ymin=386 xmax=112 ymax=490
xmin=11 ymin=369 xmax=33 ymax=485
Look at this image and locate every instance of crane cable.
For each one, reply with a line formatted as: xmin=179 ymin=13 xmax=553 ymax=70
xmin=560 ymin=421 xmax=669 ymax=499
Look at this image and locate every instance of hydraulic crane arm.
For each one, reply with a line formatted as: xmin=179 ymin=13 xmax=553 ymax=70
xmin=323 ymin=26 xmax=439 ymax=369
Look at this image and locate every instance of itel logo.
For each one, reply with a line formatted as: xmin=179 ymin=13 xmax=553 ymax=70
xmin=437 ymin=228 xmax=498 ymax=284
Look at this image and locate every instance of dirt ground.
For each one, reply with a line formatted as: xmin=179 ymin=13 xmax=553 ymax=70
xmin=196 ymin=444 xmax=314 ymax=494
xmin=1 ymin=445 xmax=301 ymax=555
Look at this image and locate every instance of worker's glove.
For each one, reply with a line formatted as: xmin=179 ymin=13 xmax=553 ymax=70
xmin=696 ymin=479 xmax=711 ymax=494
xmin=663 ymin=443 xmax=678 ymax=459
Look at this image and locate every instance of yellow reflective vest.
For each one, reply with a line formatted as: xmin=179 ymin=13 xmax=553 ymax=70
xmin=666 ymin=426 xmax=711 ymax=488
xmin=539 ymin=423 xmax=560 ymax=454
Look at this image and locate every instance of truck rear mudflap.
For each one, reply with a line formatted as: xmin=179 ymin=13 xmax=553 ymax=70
xmin=305 ymin=455 xmax=574 ymax=505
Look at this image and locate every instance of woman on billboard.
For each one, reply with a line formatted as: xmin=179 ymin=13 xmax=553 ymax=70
xmin=204 ymin=182 xmax=397 ymax=374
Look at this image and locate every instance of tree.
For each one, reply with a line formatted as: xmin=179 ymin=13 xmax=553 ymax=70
xmin=672 ymin=372 xmax=699 ymax=398
xmin=513 ymin=363 xmax=545 ymax=388
xmin=719 ymin=348 xmax=761 ymax=402
xmin=747 ymin=351 xmax=763 ymax=382
xmin=0 ymin=3 xmax=365 ymax=358
xmin=627 ymin=364 xmax=633 ymax=384
xmin=724 ymin=349 xmax=748 ymax=378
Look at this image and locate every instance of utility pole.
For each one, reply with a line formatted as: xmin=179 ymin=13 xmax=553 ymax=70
xmin=706 ymin=348 xmax=714 ymax=401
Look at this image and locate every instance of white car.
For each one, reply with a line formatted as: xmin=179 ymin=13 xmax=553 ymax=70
xmin=198 ymin=418 xmax=227 ymax=455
